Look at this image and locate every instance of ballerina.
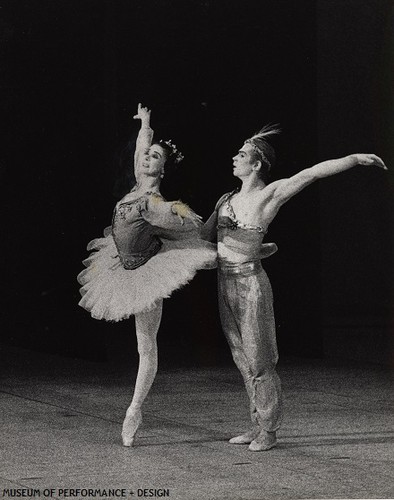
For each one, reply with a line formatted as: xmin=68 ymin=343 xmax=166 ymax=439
xmin=78 ymin=103 xmax=216 ymax=446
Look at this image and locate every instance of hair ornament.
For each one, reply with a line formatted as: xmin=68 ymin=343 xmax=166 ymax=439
xmin=247 ymin=123 xmax=281 ymax=142
xmin=245 ymin=123 xmax=281 ymax=169
xmin=159 ymin=139 xmax=184 ymax=164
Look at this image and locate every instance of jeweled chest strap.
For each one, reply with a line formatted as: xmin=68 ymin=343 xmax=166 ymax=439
xmin=218 ymin=190 xmax=267 ymax=234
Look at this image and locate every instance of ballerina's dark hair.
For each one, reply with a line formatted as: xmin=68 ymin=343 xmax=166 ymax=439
xmin=155 ymin=139 xmax=184 ymax=170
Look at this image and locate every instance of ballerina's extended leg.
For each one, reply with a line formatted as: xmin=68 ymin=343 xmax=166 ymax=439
xmin=122 ymin=301 xmax=163 ymax=447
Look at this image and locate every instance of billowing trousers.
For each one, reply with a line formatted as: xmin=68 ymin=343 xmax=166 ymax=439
xmin=218 ymin=261 xmax=282 ymax=432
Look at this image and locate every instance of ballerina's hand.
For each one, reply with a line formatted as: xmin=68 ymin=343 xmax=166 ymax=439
xmin=353 ymin=154 xmax=387 ymax=170
xmin=171 ymin=202 xmax=203 ymax=227
xmin=133 ymin=103 xmax=151 ymax=125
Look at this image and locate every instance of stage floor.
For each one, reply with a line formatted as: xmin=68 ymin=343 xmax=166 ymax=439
xmin=0 ymin=346 xmax=393 ymax=500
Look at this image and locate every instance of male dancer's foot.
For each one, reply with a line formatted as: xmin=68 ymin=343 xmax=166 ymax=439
xmin=248 ymin=430 xmax=277 ymax=451
xmin=121 ymin=407 xmax=142 ymax=447
xmin=229 ymin=427 xmax=260 ymax=444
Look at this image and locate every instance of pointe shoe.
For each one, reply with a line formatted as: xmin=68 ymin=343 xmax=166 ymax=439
xmin=121 ymin=408 xmax=142 ymax=447
xmin=229 ymin=427 xmax=260 ymax=444
xmin=248 ymin=430 xmax=277 ymax=452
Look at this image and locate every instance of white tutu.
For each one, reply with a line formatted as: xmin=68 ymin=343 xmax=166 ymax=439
xmin=78 ymin=231 xmax=217 ymax=321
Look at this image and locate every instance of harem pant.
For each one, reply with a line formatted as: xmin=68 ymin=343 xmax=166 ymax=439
xmin=218 ymin=260 xmax=282 ymax=432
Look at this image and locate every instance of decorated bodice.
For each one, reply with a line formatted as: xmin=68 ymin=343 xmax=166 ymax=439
xmin=112 ymin=192 xmax=201 ymax=270
xmin=217 ymin=191 xmax=268 ymax=263
xmin=112 ymin=194 xmax=162 ymax=269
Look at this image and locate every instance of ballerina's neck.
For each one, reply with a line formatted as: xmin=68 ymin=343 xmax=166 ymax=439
xmin=131 ymin=181 xmax=161 ymax=197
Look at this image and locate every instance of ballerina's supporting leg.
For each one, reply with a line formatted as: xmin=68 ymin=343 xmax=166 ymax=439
xmin=121 ymin=300 xmax=163 ymax=447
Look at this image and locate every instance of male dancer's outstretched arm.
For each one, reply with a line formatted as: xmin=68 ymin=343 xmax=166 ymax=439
xmin=270 ymin=153 xmax=387 ymax=209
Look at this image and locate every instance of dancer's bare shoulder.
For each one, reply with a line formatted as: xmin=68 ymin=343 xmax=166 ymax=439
xmin=251 ymin=181 xmax=285 ymax=208
xmin=249 ymin=181 xmax=289 ymax=224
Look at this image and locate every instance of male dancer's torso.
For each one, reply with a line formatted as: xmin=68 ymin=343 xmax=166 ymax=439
xmin=217 ymin=191 xmax=269 ymax=265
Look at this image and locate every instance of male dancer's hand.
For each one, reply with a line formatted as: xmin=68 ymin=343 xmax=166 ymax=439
xmin=352 ymin=153 xmax=387 ymax=170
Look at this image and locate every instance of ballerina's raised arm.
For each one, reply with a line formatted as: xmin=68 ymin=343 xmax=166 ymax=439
xmin=133 ymin=103 xmax=154 ymax=181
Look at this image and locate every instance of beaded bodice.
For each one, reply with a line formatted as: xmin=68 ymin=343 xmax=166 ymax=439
xmin=112 ymin=194 xmax=162 ymax=270
xmin=111 ymin=191 xmax=201 ymax=270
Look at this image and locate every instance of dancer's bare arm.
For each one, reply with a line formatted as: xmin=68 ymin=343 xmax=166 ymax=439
xmin=133 ymin=103 xmax=153 ymax=179
xmin=269 ymin=153 xmax=387 ymax=209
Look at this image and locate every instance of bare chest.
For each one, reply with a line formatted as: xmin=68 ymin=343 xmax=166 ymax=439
xmin=224 ymin=193 xmax=268 ymax=226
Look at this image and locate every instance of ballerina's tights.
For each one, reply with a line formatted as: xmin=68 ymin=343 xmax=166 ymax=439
xmin=129 ymin=301 xmax=163 ymax=410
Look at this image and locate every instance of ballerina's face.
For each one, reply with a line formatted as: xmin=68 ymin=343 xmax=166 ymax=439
xmin=142 ymin=144 xmax=168 ymax=177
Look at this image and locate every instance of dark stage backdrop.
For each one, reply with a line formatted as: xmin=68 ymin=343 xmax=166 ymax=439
xmin=316 ymin=0 xmax=394 ymax=365
xmin=1 ymin=0 xmax=393 ymax=366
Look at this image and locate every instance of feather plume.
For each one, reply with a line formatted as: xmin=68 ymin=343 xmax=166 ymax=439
xmin=248 ymin=123 xmax=281 ymax=141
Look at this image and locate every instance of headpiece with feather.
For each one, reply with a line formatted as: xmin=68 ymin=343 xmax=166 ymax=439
xmin=244 ymin=123 xmax=281 ymax=171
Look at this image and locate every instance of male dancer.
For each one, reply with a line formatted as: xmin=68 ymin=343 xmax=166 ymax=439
xmin=202 ymin=126 xmax=387 ymax=451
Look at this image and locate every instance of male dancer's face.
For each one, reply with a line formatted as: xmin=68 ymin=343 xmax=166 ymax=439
xmin=232 ymin=143 xmax=257 ymax=179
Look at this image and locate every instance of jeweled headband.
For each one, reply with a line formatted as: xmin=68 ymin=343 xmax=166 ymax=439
xmin=244 ymin=124 xmax=281 ymax=170
xmin=159 ymin=139 xmax=184 ymax=164
xmin=244 ymin=139 xmax=272 ymax=169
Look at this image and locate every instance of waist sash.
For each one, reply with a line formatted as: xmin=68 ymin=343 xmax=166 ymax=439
xmin=218 ymin=260 xmax=262 ymax=277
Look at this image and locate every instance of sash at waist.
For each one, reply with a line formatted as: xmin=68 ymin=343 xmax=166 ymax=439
xmin=218 ymin=260 xmax=262 ymax=277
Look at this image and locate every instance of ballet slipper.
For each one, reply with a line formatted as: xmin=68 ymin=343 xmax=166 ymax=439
xmin=121 ymin=407 xmax=142 ymax=447
xmin=229 ymin=427 xmax=260 ymax=444
xmin=248 ymin=430 xmax=277 ymax=451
